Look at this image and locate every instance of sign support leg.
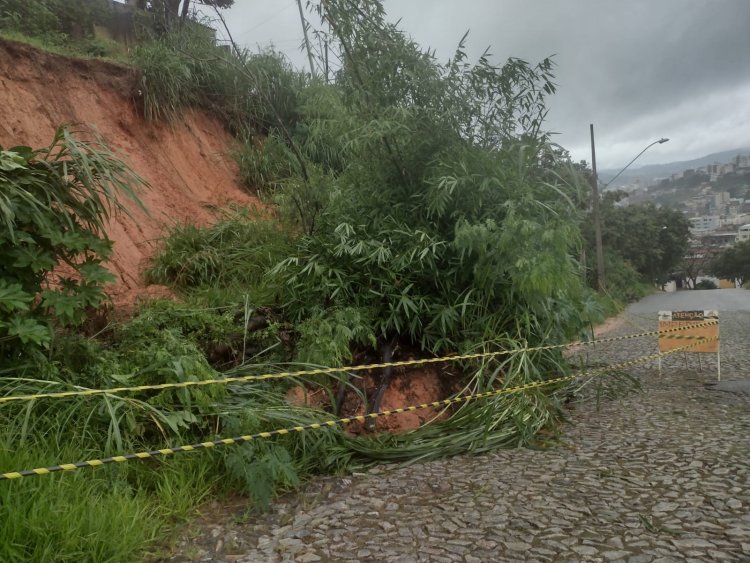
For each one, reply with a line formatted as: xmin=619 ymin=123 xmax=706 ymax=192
xmin=717 ymin=340 xmax=721 ymax=381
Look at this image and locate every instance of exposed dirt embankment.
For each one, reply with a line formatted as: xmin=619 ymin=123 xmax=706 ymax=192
xmin=0 ymin=39 xmax=259 ymax=305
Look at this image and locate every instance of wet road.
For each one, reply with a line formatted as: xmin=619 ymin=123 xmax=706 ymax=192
xmin=628 ymin=288 xmax=750 ymax=313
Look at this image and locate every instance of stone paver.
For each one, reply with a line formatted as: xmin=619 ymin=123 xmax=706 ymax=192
xmin=167 ymin=308 xmax=750 ymax=563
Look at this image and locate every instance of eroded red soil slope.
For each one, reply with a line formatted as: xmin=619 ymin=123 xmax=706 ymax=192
xmin=0 ymin=39 xmax=259 ymax=305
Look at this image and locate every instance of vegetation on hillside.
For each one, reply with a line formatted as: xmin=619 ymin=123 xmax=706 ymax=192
xmin=711 ymin=240 xmax=750 ymax=287
xmin=0 ymin=131 xmax=347 ymax=561
xmin=580 ymin=191 xmax=690 ymax=301
xmin=0 ymin=0 xmax=124 ymax=58
xmin=0 ymin=1 xmax=680 ymax=560
xmin=650 ymin=169 xmax=750 ymax=209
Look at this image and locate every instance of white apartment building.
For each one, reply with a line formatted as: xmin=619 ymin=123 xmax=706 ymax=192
xmin=739 ymin=224 xmax=750 ymax=242
xmin=689 ymin=215 xmax=721 ymax=233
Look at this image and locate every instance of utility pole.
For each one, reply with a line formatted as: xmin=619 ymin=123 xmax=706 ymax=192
xmin=324 ymin=40 xmax=329 ymax=83
xmin=296 ymin=0 xmax=317 ymax=78
xmin=590 ymin=123 xmax=606 ymax=291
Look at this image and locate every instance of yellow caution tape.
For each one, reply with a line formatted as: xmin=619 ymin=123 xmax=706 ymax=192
xmin=0 ymin=336 xmax=716 ymax=481
xmin=0 ymin=320 xmax=718 ymax=405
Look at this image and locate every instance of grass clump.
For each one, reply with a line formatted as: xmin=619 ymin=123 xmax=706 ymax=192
xmin=0 ymin=434 xmax=220 ymax=563
xmin=145 ymin=208 xmax=295 ymax=304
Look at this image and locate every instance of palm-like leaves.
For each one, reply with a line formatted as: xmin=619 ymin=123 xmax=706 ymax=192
xmin=0 ymin=127 xmax=146 ymax=357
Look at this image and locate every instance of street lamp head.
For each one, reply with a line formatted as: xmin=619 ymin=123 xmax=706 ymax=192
xmin=658 ymin=138 xmax=669 ymax=144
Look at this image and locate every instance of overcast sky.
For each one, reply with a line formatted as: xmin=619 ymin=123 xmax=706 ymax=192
xmin=209 ymin=0 xmax=750 ymax=170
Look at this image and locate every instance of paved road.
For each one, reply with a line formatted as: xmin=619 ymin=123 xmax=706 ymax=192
xmin=629 ymin=288 xmax=750 ymax=313
xmin=168 ymin=300 xmax=750 ymax=563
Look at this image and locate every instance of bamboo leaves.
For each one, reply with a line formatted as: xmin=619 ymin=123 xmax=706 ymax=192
xmin=272 ymin=1 xmax=596 ymax=358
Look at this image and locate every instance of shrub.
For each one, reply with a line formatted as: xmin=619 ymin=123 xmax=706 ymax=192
xmin=132 ymin=25 xmax=308 ymax=134
xmin=146 ymin=207 xmax=294 ymax=302
xmin=0 ymin=0 xmax=112 ymax=40
xmin=597 ymin=251 xmax=651 ymax=303
xmin=132 ymin=37 xmax=199 ymax=122
xmin=695 ymin=279 xmax=718 ymax=290
xmin=0 ymin=128 xmax=145 ymax=368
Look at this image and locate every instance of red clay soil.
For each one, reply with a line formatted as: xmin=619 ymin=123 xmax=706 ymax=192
xmin=0 ymin=39 xmax=260 ymax=306
xmin=286 ymin=362 xmax=463 ymax=433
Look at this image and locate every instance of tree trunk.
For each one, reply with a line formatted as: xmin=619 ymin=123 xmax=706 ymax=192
xmin=365 ymin=339 xmax=396 ymax=431
xmin=164 ymin=0 xmax=181 ymax=28
xmin=180 ymin=0 xmax=191 ymax=20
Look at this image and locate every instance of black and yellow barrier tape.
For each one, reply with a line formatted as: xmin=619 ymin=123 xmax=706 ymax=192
xmin=0 ymin=336 xmax=716 ymax=481
xmin=0 ymin=321 xmax=718 ymax=405
xmin=657 ymin=332 xmax=718 ymax=340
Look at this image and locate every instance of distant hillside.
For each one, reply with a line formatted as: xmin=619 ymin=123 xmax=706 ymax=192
xmin=600 ymin=148 xmax=750 ymax=187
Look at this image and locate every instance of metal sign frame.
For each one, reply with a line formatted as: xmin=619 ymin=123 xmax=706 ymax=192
xmin=657 ymin=310 xmax=720 ymax=380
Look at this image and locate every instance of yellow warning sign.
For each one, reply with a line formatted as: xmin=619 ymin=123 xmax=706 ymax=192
xmin=658 ymin=310 xmax=719 ymax=353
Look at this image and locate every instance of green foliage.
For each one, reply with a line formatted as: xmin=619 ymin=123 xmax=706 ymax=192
xmin=0 ymin=432 xmax=218 ymax=563
xmin=216 ymin=383 xmax=351 ymax=508
xmin=343 ymin=339 xmax=572 ymax=463
xmin=131 ymin=25 xmax=209 ymax=122
xmin=0 ymin=128 xmax=145 ymax=365
xmin=132 ymin=24 xmax=308 ymax=134
xmin=0 ymin=1 xmax=58 ymax=38
xmin=0 ymin=0 xmax=112 ymax=39
xmin=695 ymin=279 xmax=718 ymax=290
xmin=597 ymin=250 xmax=652 ymax=303
xmin=234 ymin=133 xmax=299 ymax=192
xmin=146 ymin=208 xmax=295 ymax=304
xmin=274 ymin=2 xmax=596 ymax=360
xmin=103 ymin=311 xmax=225 ymax=434
xmin=0 ymin=0 xmax=124 ymax=60
xmin=224 ymin=443 xmax=298 ymax=511
xmin=0 ymin=3 xmax=648 ymax=558
xmin=586 ymin=198 xmax=690 ymax=286
xmin=713 ymin=173 xmax=750 ymax=198
xmin=711 ymin=239 xmax=750 ymax=287
xmin=295 ymin=307 xmax=375 ymax=367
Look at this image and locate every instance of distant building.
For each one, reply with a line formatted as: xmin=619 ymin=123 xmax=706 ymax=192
xmin=706 ymin=163 xmax=722 ymax=181
xmin=689 ymin=215 xmax=721 ymax=234
xmin=739 ymin=224 xmax=750 ymax=243
xmin=98 ymin=1 xmax=217 ymax=45
xmin=701 ymin=231 xmax=737 ymax=247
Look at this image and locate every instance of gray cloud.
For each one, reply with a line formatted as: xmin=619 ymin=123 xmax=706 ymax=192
xmin=214 ymin=0 xmax=750 ymax=169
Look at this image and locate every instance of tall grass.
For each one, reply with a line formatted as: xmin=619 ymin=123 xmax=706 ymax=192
xmin=145 ymin=207 xmax=295 ymax=303
xmin=132 ymin=38 xmax=199 ymax=123
xmin=131 ymin=23 xmax=307 ymax=136
xmin=0 ymin=434 xmax=218 ymax=563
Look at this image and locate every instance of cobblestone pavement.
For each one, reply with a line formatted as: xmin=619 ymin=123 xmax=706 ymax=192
xmin=168 ymin=309 xmax=750 ymax=563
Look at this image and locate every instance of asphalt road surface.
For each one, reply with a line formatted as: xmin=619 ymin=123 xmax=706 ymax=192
xmin=629 ymin=288 xmax=750 ymax=313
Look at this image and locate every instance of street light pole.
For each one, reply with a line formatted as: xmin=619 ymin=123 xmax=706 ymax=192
xmin=602 ymin=137 xmax=670 ymax=190
xmin=588 ymin=129 xmax=670 ymax=291
xmin=590 ymin=124 xmax=605 ymax=291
